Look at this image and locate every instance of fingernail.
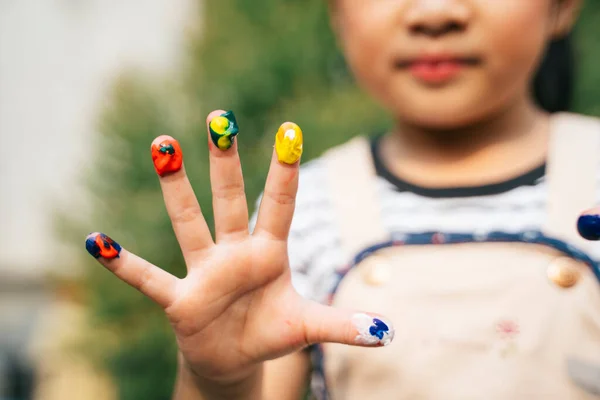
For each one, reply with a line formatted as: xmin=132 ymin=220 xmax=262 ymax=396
xmin=208 ymin=110 xmax=239 ymax=150
xmin=275 ymin=122 xmax=303 ymax=165
xmin=577 ymin=214 xmax=600 ymax=240
xmin=151 ymin=135 xmax=183 ymax=176
xmin=86 ymin=232 xmax=122 ymax=259
xmin=352 ymin=313 xmax=394 ymax=346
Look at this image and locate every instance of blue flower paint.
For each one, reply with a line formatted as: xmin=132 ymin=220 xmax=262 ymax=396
xmin=352 ymin=314 xmax=394 ymax=346
xmin=577 ymin=214 xmax=600 ymax=241
xmin=369 ymin=318 xmax=389 ymax=340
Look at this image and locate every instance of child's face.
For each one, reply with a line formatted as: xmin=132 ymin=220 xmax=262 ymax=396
xmin=333 ymin=0 xmax=579 ymax=129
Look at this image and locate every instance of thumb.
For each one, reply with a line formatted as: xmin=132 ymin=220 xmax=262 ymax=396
xmin=577 ymin=207 xmax=600 ymax=241
xmin=301 ymin=301 xmax=395 ymax=347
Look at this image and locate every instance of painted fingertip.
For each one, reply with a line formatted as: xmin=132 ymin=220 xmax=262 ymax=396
xmin=577 ymin=214 xmax=600 ymax=241
xmin=151 ymin=135 xmax=183 ymax=176
xmin=352 ymin=313 xmax=394 ymax=347
xmin=208 ymin=110 xmax=239 ymax=151
xmin=85 ymin=232 xmax=122 ymax=259
xmin=275 ymin=122 xmax=303 ymax=165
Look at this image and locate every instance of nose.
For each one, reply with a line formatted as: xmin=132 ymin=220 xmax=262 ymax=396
xmin=405 ymin=0 xmax=471 ymax=38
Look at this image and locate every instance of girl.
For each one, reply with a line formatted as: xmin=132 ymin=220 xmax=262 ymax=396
xmin=86 ymin=0 xmax=600 ymax=399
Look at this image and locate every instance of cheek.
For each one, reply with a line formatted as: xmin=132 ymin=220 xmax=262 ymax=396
xmin=335 ymin=0 xmax=554 ymax=128
xmin=338 ymin=6 xmax=396 ymax=93
xmin=484 ymin=2 xmax=551 ymax=87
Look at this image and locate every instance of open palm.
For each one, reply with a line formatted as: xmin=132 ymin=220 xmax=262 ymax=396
xmin=85 ymin=110 xmax=394 ymax=384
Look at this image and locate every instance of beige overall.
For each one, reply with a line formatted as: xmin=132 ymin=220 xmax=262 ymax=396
xmin=315 ymin=113 xmax=600 ymax=399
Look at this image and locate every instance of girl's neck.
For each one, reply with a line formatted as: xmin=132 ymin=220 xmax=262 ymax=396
xmin=381 ymin=95 xmax=550 ymax=188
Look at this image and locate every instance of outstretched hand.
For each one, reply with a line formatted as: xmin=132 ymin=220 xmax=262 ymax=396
xmin=85 ymin=110 xmax=394 ymax=386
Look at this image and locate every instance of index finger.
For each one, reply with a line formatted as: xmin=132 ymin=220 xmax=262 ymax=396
xmin=253 ymin=122 xmax=303 ymax=241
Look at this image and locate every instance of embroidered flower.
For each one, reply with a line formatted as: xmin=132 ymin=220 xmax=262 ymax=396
xmin=496 ymin=319 xmax=520 ymax=339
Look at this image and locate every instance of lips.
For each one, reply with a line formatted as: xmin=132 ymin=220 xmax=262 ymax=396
xmin=395 ymin=55 xmax=480 ymax=84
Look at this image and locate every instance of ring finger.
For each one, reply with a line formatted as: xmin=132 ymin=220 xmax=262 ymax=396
xmin=151 ymin=135 xmax=214 ymax=264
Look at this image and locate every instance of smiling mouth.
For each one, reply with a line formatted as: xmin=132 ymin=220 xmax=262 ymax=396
xmin=395 ymin=56 xmax=481 ymax=84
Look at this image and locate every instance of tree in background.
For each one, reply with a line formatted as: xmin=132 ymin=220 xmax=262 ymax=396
xmin=61 ymin=1 xmax=600 ymax=399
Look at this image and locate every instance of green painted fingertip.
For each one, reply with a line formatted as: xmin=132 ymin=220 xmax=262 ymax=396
xmin=209 ymin=110 xmax=239 ymax=150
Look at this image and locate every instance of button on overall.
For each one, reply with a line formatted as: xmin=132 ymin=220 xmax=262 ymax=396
xmin=361 ymin=255 xmax=392 ymax=286
xmin=547 ymin=257 xmax=581 ymax=288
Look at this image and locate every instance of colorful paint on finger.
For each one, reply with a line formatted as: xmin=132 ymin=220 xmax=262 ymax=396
xmin=151 ymin=136 xmax=183 ymax=176
xmin=577 ymin=214 xmax=600 ymax=241
xmin=275 ymin=122 xmax=303 ymax=165
xmin=209 ymin=110 xmax=239 ymax=150
xmin=352 ymin=313 xmax=394 ymax=346
xmin=275 ymin=122 xmax=304 ymax=165
xmin=85 ymin=232 xmax=122 ymax=259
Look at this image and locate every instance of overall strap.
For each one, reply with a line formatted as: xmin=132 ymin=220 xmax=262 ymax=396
xmin=323 ymin=136 xmax=387 ymax=264
xmin=544 ymin=112 xmax=600 ymax=252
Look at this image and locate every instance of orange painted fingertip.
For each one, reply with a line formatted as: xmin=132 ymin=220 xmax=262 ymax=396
xmin=85 ymin=232 xmax=122 ymax=259
xmin=151 ymin=135 xmax=183 ymax=176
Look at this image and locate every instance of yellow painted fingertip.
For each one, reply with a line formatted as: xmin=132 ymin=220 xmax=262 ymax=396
xmin=218 ymin=135 xmax=232 ymax=150
xmin=275 ymin=122 xmax=303 ymax=165
xmin=210 ymin=116 xmax=229 ymax=135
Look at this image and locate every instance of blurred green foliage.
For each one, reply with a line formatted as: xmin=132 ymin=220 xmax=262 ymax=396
xmin=573 ymin=1 xmax=600 ymax=116
xmin=65 ymin=1 xmax=600 ymax=399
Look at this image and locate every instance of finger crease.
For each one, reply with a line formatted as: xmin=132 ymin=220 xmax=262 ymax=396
xmin=137 ymin=264 xmax=154 ymax=295
xmin=213 ymin=185 xmax=245 ymax=202
xmin=172 ymin=204 xmax=202 ymax=225
xmin=264 ymin=190 xmax=295 ymax=206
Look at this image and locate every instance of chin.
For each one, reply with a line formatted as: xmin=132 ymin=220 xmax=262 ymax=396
xmin=399 ymin=108 xmax=487 ymax=131
xmin=373 ymin=75 xmax=512 ymax=131
xmin=388 ymin=92 xmax=507 ymax=131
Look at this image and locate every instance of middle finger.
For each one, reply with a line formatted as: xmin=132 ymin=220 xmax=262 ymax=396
xmin=206 ymin=109 xmax=249 ymax=242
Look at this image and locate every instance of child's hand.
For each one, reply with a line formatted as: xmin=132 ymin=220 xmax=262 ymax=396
xmin=85 ymin=110 xmax=394 ymax=389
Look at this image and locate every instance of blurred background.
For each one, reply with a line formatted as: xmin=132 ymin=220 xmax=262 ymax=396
xmin=1 ymin=1 xmax=599 ymax=399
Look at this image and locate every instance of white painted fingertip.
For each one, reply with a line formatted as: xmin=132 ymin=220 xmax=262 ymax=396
xmin=352 ymin=313 xmax=394 ymax=347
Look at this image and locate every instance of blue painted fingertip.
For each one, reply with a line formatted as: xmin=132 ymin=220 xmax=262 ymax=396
xmin=577 ymin=214 xmax=600 ymax=241
xmin=352 ymin=314 xmax=394 ymax=346
xmin=86 ymin=232 xmax=122 ymax=259
xmin=369 ymin=318 xmax=389 ymax=340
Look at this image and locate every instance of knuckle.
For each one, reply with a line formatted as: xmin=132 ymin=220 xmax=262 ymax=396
xmin=137 ymin=264 xmax=154 ymax=294
xmin=213 ymin=182 xmax=245 ymax=202
xmin=264 ymin=189 xmax=295 ymax=207
xmin=219 ymin=226 xmax=249 ymax=241
xmin=172 ymin=204 xmax=201 ymax=225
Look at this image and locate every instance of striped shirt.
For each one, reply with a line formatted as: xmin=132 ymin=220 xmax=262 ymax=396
xmin=250 ymin=135 xmax=600 ymax=303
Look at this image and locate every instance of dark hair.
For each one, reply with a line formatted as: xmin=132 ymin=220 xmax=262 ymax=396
xmin=532 ymin=34 xmax=574 ymax=113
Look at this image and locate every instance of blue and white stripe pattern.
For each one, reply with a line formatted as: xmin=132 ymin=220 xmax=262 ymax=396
xmin=250 ymin=157 xmax=600 ymax=305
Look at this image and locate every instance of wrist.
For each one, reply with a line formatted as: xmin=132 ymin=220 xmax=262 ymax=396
xmin=174 ymin=354 xmax=263 ymax=400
